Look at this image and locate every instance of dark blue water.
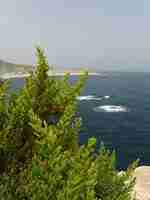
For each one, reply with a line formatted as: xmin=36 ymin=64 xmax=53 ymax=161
xmin=10 ymin=72 xmax=150 ymax=169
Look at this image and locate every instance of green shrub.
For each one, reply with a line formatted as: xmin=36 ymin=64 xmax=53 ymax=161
xmin=0 ymin=47 xmax=136 ymax=199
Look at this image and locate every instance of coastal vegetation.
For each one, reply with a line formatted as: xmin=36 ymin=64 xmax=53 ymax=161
xmin=0 ymin=47 xmax=136 ymax=199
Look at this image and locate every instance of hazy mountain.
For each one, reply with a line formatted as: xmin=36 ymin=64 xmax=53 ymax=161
xmin=0 ymin=59 xmax=99 ymax=76
xmin=0 ymin=60 xmax=33 ymax=74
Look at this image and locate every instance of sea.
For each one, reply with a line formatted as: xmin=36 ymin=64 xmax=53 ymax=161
xmin=8 ymin=72 xmax=150 ymax=169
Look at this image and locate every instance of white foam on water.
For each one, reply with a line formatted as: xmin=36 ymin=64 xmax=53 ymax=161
xmin=77 ymin=95 xmax=102 ymax=101
xmin=77 ymin=95 xmax=111 ymax=101
xmin=93 ymin=105 xmax=128 ymax=113
xmin=104 ymin=96 xmax=110 ymax=99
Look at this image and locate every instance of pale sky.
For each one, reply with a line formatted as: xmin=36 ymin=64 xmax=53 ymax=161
xmin=0 ymin=0 xmax=150 ymax=71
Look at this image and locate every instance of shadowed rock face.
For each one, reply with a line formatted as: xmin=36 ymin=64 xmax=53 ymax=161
xmin=134 ymin=166 xmax=150 ymax=200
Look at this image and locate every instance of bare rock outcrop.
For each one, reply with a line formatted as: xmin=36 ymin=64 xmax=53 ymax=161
xmin=134 ymin=166 xmax=150 ymax=200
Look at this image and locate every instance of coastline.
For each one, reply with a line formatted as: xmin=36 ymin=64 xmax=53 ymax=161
xmin=0 ymin=71 xmax=101 ymax=79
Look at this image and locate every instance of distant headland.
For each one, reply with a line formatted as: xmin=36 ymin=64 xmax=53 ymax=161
xmin=0 ymin=59 xmax=102 ymax=79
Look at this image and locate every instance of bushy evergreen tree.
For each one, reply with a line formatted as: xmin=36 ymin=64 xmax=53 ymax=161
xmin=0 ymin=47 xmax=136 ymax=199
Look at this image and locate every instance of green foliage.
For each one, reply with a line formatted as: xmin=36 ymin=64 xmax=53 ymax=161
xmin=0 ymin=81 xmax=9 ymax=130
xmin=95 ymin=143 xmax=136 ymax=200
xmin=0 ymin=47 xmax=136 ymax=199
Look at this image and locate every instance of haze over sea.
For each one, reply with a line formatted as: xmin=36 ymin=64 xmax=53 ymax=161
xmin=10 ymin=72 xmax=150 ymax=169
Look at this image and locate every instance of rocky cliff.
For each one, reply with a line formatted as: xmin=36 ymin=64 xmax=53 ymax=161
xmin=134 ymin=166 xmax=150 ymax=200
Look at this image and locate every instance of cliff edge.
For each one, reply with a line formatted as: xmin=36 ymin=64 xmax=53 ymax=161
xmin=134 ymin=166 xmax=150 ymax=200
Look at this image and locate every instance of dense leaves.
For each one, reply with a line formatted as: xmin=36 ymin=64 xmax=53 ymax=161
xmin=0 ymin=47 xmax=136 ymax=199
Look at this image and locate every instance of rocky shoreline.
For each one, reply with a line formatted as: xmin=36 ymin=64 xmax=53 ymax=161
xmin=134 ymin=166 xmax=150 ymax=200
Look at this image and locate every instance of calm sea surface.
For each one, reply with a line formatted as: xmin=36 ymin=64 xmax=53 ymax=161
xmin=10 ymin=72 xmax=150 ymax=169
